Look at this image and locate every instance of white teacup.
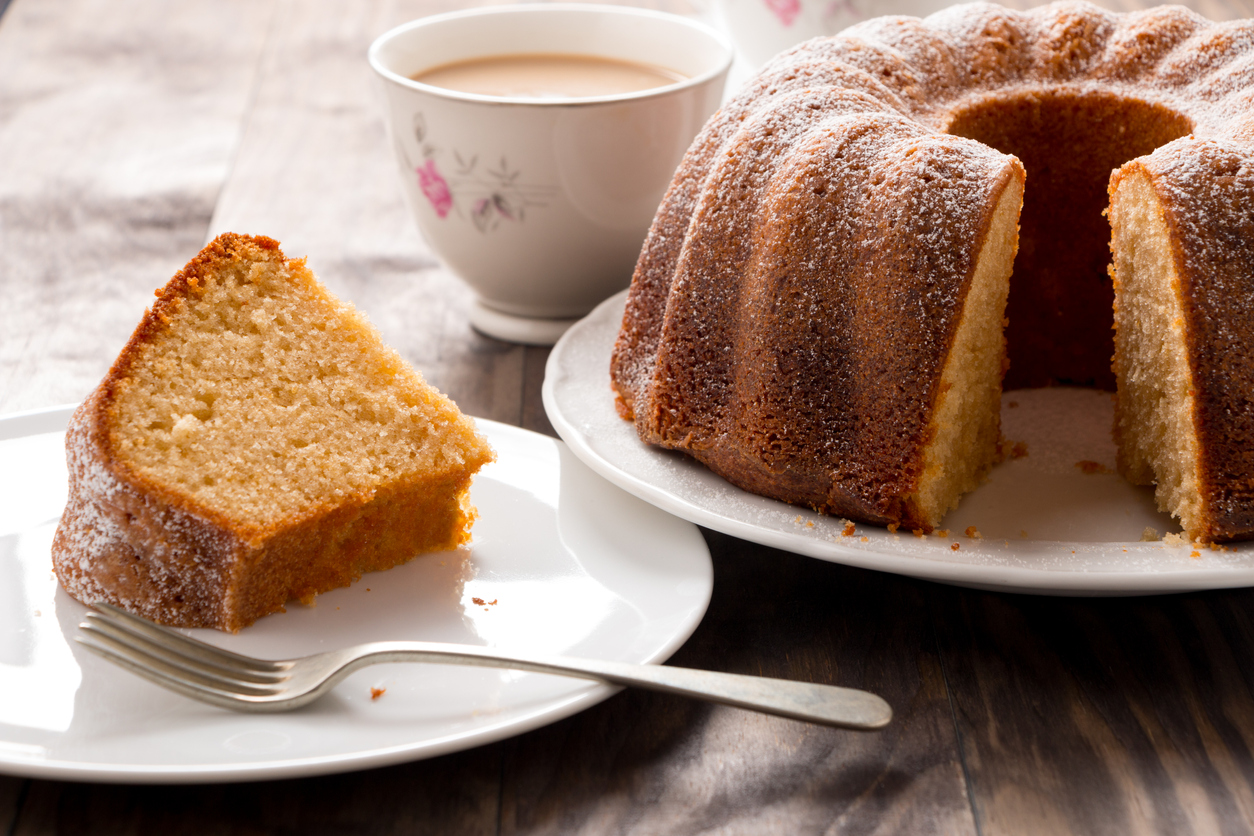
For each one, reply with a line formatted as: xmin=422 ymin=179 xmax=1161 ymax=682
xmin=370 ymin=4 xmax=733 ymax=344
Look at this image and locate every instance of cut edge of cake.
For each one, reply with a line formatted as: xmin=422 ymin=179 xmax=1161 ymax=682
xmin=910 ymin=161 xmax=1026 ymax=528
xmin=1109 ymin=165 xmax=1206 ymax=541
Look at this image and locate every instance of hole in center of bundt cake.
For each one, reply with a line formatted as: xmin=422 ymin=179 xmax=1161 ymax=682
xmin=944 ymin=90 xmax=1192 ymax=391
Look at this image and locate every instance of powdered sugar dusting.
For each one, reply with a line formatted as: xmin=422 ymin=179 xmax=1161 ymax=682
xmin=610 ymin=0 xmax=1254 ymax=533
xmin=53 ymin=392 xmax=235 ymax=627
xmin=617 ymin=0 xmax=1254 ymax=407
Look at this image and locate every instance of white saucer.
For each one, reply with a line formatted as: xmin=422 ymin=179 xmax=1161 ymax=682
xmin=541 ymin=291 xmax=1254 ymax=596
xmin=468 ymin=299 xmax=580 ymax=345
xmin=0 ymin=405 xmax=712 ymax=783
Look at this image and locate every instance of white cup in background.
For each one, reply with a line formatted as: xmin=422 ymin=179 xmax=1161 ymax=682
xmin=716 ymin=0 xmax=957 ymax=69
xmin=370 ymin=4 xmax=733 ymax=344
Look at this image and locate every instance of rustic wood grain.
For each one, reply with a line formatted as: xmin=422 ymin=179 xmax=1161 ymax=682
xmin=0 ymin=776 xmax=24 ymax=835
xmin=9 ymin=747 xmax=502 ymax=836
xmin=498 ymin=532 xmax=976 ymax=836
xmin=522 ymin=346 xmax=557 ymax=437
xmin=936 ymin=587 xmax=1254 ymax=836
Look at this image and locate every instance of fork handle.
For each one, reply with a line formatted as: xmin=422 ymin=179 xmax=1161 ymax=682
xmin=327 ymin=642 xmax=891 ymax=730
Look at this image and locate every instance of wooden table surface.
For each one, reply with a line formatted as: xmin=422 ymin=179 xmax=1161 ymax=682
xmin=5 ymin=0 xmax=1254 ymax=833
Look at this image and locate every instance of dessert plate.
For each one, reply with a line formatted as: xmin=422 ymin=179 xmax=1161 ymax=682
xmin=0 ymin=406 xmax=711 ymax=783
xmin=542 ymin=291 xmax=1254 ymax=596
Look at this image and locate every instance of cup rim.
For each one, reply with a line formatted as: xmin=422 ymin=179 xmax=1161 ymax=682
xmin=368 ymin=3 xmax=734 ymax=107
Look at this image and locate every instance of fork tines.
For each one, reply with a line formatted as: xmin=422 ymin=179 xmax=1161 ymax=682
xmin=77 ymin=603 xmax=289 ymax=706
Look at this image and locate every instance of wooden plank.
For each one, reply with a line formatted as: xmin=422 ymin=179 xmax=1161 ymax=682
xmin=0 ymin=776 xmax=24 ymax=834
xmin=936 ymin=587 xmax=1254 ymax=835
xmin=522 ymin=346 xmax=557 ymax=437
xmin=499 ymin=532 xmax=977 ymax=836
xmin=10 ymin=749 xmax=502 ymax=835
xmin=0 ymin=0 xmax=275 ymax=414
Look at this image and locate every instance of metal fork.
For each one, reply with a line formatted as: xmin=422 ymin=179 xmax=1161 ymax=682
xmin=76 ymin=603 xmax=892 ymax=730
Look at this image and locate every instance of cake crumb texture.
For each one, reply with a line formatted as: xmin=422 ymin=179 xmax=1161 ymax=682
xmin=52 ymin=233 xmax=495 ymax=630
xmin=1111 ymin=141 xmax=1254 ymax=543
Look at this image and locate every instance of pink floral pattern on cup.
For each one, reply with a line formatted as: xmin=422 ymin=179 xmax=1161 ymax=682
xmin=764 ymin=0 xmax=801 ymax=26
xmin=416 ymin=159 xmax=453 ymax=218
xmin=404 ymin=112 xmax=556 ymax=233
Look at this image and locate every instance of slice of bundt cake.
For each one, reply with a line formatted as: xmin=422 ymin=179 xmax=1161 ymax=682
xmin=1110 ymin=141 xmax=1254 ymax=543
xmin=53 ymin=233 xmax=495 ymax=631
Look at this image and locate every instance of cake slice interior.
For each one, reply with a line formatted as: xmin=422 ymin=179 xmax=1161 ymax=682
xmin=1108 ymin=169 xmax=1205 ymax=539
xmin=54 ymin=233 xmax=495 ymax=630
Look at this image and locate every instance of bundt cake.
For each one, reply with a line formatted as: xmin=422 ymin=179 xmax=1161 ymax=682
xmin=53 ymin=233 xmax=495 ymax=631
xmin=611 ymin=1 xmax=1254 ymax=540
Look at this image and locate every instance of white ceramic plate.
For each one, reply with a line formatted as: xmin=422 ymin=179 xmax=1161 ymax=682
xmin=542 ymin=291 xmax=1254 ymax=595
xmin=0 ymin=406 xmax=711 ymax=783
